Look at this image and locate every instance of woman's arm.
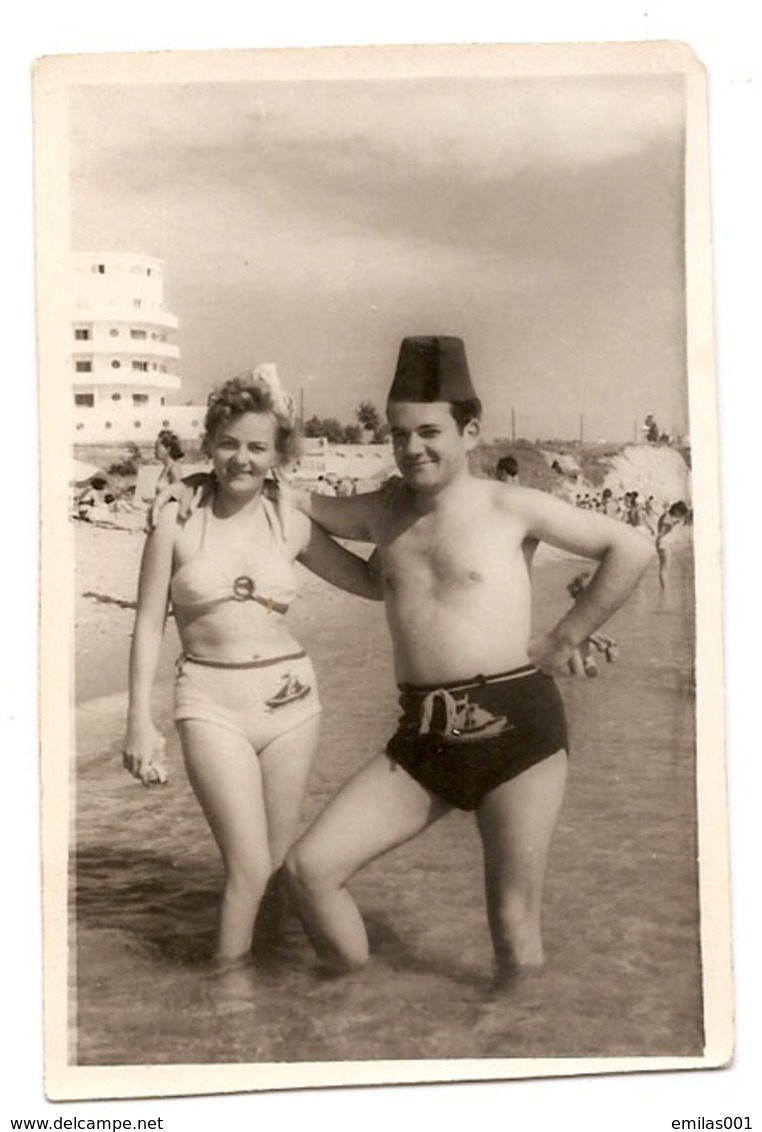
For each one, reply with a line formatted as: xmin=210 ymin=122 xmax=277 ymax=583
xmin=294 ymin=511 xmax=383 ymax=600
xmin=124 ymin=503 xmax=178 ymax=785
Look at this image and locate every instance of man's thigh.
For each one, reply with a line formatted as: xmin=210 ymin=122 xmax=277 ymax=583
xmin=295 ymin=753 xmax=450 ymax=887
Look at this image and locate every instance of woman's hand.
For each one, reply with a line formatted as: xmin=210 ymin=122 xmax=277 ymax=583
xmin=123 ymin=721 xmax=169 ymax=787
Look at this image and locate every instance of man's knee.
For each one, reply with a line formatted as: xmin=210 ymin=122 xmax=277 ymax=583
xmin=284 ymin=840 xmax=333 ymax=899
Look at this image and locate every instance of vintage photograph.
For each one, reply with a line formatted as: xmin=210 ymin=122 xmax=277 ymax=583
xmin=34 ymin=41 xmax=730 ymax=1099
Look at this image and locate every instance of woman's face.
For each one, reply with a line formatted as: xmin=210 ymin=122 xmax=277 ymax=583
xmin=209 ymin=411 xmax=278 ymax=499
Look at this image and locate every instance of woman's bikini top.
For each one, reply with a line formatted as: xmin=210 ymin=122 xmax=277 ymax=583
xmin=170 ymin=488 xmax=298 ymax=616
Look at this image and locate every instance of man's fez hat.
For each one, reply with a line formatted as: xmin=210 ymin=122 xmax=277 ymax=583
xmin=387 ymin=336 xmax=477 ymax=402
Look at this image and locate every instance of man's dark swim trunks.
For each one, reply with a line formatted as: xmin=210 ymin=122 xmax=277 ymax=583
xmin=386 ymin=665 xmax=568 ymax=811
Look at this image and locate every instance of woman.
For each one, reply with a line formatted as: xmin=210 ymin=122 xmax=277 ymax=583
xmin=123 ymin=370 xmax=381 ymax=969
xmin=153 ymin=429 xmax=185 ymax=497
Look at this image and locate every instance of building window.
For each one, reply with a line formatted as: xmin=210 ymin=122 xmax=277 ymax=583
xmin=74 ymin=328 xmax=91 ymax=341
xmin=111 ymin=360 xmax=121 ymax=369
xmin=109 ymin=328 xmax=119 ymax=337
xmin=132 ymin=361 xmax=149 ymax=372
xmin=76 ymin=423 xmax=84 ymax=430
xmin=133 ymin=299 xmax=142 ymax=310
xmin=158 ymin=364 xmax=166 ymax=373
xmin=111 ymin=393 xmax=122 ymax=402
xmin=130 ymin=329 xmax=147 ymax=340
xmin=105 ymin=421 xmax=112 ymax=429
xmin=92 ymin=263 xmax=106 ymax=274
xmin=134 ymin=421 xmax=142 ymax=428
xmin=74 ymin=394 xmax=94 ymax=408
xmin=75 ymin=361 xmax=92 ymax=373
xmin=132 ymin=394 xmax=149 ymax=405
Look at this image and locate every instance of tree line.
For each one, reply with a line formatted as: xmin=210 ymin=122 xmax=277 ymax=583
xmin=302 ymin=400 xmax=390 ymax=444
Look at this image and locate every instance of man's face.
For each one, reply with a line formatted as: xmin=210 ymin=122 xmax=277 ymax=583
xmin=388 ymin=401 xmax=478 ymax=492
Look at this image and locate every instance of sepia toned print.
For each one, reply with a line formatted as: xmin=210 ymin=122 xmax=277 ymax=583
xmin=35 ymin=41 xmax=730 ymax=1099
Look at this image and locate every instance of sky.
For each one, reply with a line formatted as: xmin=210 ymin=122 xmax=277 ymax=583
xmin=70 ymin=65 xmax=688 ymax=442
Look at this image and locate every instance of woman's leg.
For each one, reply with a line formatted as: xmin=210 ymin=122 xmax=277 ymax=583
xmin=178 ymin=720 xmax=271 ymax=963
xmin=251 ymin=714 xmax=322 ymax=949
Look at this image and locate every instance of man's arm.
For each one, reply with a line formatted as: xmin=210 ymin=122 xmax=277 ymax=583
xmin=293 ymin=512 xmax=383 ymax=600
xmin=507 ymin=486 xmax=655 ymax=672
xmin=288 ymin=485 xmax=379 ymax=542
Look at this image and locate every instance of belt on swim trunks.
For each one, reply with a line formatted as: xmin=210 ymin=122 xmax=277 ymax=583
xmin=178 ymin=650 xmax=307 ymax=671
xmin=397 ymin=663 xmax=537 ymax=695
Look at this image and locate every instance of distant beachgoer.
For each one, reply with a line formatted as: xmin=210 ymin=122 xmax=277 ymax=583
xmin=124 ymin=369 xmax=382 ymax=970
xmin=643 ymin=415 xmax=659 ymax=444
xmin=75 ymin=475 xmax=121 ymax=523
xmin=314 ymin=475 xmax=336 ymax=496
xmin=624 ymin=491 xmax=655 ymax=535
xmin=335 ymin=477 xmax=355 ymax=497
xmin=153 ymin=429 xmax=185 ymax=497
xmin=656 ymin=501 xmax=689 ymax=590
xmin=566 ymin=573 xmax=620 ymax=676
xmin=495 ymin=455 xmax=519 ymax=485
xmin=600 ymin=488 xmax=616 ymax=517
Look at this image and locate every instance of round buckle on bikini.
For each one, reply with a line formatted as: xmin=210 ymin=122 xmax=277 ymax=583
xmin=233 ymin=575 xmax=256 ymax=601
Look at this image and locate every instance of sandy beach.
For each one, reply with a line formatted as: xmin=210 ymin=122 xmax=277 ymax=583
xmin=71 ymin=516 xmax=701 ymax=1067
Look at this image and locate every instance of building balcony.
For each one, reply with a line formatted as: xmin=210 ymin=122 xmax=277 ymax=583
xmin=73 ymin=369 xmax=182 ymax=391
xmin=71 ymin=304 xmax=180 ymax=331
xmin=73 ymin=339 xmax=180 ymax=361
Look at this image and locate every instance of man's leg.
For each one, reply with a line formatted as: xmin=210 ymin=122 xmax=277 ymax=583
xmin=476 ymin=749 xmax=567 ymax=978
xmin=285 ymin=754 xmax=450 ymax=969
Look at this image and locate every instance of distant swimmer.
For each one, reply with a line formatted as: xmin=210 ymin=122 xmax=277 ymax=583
xmin=656 ymin=501 xmax=689 ymax=590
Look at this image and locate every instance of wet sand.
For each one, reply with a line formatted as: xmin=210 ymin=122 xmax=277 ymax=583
xmin=71 ymin=520 xmax=701 ymax=1065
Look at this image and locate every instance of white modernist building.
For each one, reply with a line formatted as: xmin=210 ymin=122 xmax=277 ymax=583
xmin=71 ymin=252 xmax=209 ymax=443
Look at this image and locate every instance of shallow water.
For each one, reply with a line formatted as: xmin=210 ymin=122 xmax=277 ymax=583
xmin=72 ymin=548 xmax=702 ymax=1065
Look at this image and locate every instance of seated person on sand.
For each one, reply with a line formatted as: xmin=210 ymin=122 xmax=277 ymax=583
xmin=125 ymin=368 xmax=381 ymax=972
xmin=75 ymin=476 xmax=118 ymax=523
xmin=156 ymin=337 xmax=653 ymax=983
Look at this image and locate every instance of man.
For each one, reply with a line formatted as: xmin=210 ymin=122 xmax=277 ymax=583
xmin=655 ymin=500 xmax=689 ymax=591
xmin=495 ymin=454 xmax=519 ymax=484
xmin=284 ymin=336 xmax=654 ymax=981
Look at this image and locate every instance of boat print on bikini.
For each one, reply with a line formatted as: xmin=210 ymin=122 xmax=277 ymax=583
xmin=266 ymin=671 xmax=312 ymax=709
xmin=418 ymin=687 xmax=514 ymax=745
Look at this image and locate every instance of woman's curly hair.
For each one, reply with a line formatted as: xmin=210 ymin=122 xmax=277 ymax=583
xmin=202 ymin=371 xmax=301 ymax=466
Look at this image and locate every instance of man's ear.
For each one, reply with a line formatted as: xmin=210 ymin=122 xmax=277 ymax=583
xmin=464 ymin=418 xmax=481 ymax=447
